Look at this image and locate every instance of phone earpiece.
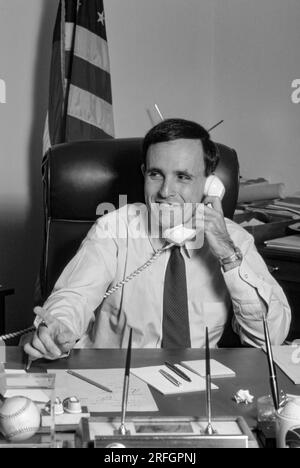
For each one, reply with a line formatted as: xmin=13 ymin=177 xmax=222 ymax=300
xmin=204 ymin=175 xmax=225 ymax=199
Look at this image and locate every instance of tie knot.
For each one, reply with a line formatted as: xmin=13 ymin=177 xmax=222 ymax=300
xmin=170 ymin=245 xmax=185 ymax=264
xmin=172 ymin=245 xmax=181 ymax=255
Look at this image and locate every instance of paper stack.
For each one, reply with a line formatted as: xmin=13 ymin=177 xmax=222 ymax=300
xmin=131 ymin=364 xmax=218 ymax=395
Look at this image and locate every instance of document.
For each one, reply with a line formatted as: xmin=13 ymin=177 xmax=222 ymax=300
xmin=4 ymin=389 xmax=50 ymax=402
xmin=180 ymin=359 xmax=236 ymax=378
xmin=4 ymin=372 xmax=51 ymax=402
xmin=52 ymin=369 xmax=158 ymax=413
xmin=131 ymin=364 xmax=218 ymax=395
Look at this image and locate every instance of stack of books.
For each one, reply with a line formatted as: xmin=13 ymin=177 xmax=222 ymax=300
xmin=235 ymin=183 xmax=300 ymax=242
xmin=237 ymin=185 xmax=300 ymax=222
xmin=270 ymin=195 xmax=300 ymax=217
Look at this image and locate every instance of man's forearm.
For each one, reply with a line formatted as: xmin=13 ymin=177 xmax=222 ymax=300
xmin=223 ymin=262 xmax=291 ymax=346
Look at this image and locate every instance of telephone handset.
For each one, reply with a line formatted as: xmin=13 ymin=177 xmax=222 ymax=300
xmin=0 ymin=176 xmax=225 ymax=343
xmin=163 ymin=175 xmax=225 ymax=245
xmin=203 ymin=174 xmax=226 ymax=200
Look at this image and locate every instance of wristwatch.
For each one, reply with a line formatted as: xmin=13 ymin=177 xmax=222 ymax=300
xmin=219 ymin=246 xmax=243 ymax=272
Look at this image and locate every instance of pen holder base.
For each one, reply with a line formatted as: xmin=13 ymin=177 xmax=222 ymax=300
xmin=76 ymin=415 xmax=258 ymax=448
xmin=114 ymin=427 xmax=131 ymax=436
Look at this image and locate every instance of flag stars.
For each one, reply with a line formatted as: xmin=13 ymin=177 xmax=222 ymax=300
xmin=97 ymin=11 xmax=105 ymax=25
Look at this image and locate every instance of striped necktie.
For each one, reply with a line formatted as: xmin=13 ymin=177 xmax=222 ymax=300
xmin=162 ymin=246 xmax=191 ymax=348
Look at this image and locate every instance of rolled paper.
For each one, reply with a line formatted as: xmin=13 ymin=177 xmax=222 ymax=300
xmin=238 ymin=183 xmax=286 ymax=204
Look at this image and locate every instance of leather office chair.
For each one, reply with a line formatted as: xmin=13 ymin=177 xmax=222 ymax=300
xmin=40 ymin=138 xmax=240 ymax=346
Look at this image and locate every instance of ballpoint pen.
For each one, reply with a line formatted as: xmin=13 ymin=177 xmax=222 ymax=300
xmin=204 ymin=327 xmax=217 ymax=435
xmin=25 ymin=314 xmax=49 ymax=372
xmin=159 ymin=369 xmax=181 ymax=387
xmin=263 ymin=316 xmax=279 ymax=410
xmin=164 ymin=361 xmax=191 ymax=382
xmin=119 ymin=328 xmax=133 ymax=435
xmin=154 ymin=104 xmax=164 ymax=121
xmin=207 ymin=119 xmax=224 ymax=132
xmin=67 ymin=370 xmax=112 ymax=393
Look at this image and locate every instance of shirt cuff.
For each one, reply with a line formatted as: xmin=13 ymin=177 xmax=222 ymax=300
xmin=33 ymin=311 xmax=80 ymax=340
xmin=223 ymin=257 xmax=273 ymax=304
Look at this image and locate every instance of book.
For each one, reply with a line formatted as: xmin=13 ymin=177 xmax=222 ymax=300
xmin=274 ymin=196 xmax=300 ymax=210
xmin=264 ymin=234 xmax=300 ymax=252
xmin=265 ymin=203 xmax=300 ymax=217
xmin=131 ymin=364 xmax=218 ymax=395
xmin=244 ymin=207 xmax=297 ymax=219
xmin=265 ymin=245 xmax=300 ymax=253
xmin=180 ymin=359 xmax=236 ymax=378
xmin=238 ymin=183 xmax=286 ymax=204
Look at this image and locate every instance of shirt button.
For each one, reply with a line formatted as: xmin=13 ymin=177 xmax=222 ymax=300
xmin=244 ymin=274 xmax=248 ymax=279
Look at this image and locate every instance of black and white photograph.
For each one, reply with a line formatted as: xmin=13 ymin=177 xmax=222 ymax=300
xmin=0 ymin=0 xmax=299 ymax=451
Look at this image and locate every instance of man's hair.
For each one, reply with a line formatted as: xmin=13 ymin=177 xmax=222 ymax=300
xmin=142 ymin=118 xmax=219 ymax=176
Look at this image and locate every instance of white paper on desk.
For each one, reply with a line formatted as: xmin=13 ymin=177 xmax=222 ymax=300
xmin=180 ymin=359 xmax=236 ymax=378
xmin=265 ymin=345 xmax=300 ymax=385
xmin=4 ymin=371 xmax=51 ymax=402
xmin=4 ymin=389 xmax=50 ymax=402
xmin=131 ymin=365 xmax=218 ymax=395
xmin=51 ymin=369 xmax=158 ymax=413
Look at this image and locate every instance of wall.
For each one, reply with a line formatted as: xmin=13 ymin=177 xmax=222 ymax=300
xmin=211 ymin=0 xmax=300 ymax=192
xmin=0 ymin=0 xmax=299 ymax=331
xmin=106 ymin=0 xmax=300 ymax=192
xmin=104 ymin=0 xmax=215 ymax=133
xmin=0 ymin=0 xmax=59 ymax=332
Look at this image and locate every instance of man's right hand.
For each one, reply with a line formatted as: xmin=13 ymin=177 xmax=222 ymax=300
xmin=23 ymin=307 xmax=77 ymax=361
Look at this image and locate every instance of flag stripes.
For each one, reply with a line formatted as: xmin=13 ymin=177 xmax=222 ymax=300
xmin=66 ymin=54 xmax=112 ymax=103
xmin=65 ymin=24 xmax=111 ymax=73
xmin=66 ymin=115 xmax=111 ymax=141
xmin=67 ymin=85 xmax=114 ymax=136
xmin=44 ymin=0 xmax=114 ymax=155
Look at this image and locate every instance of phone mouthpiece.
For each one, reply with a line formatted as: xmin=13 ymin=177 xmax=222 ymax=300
xmin=163 ymin=226 xmax=196 ymax=246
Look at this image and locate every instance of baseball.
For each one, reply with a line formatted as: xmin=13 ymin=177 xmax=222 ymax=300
xmin=0 ymin=396 xmax=41 ymax=442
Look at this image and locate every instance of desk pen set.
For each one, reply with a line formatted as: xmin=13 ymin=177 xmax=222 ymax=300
xmin=77 ymin=328 xmax=256 ymax=448
xmin=1 ymin=320 xmax=279 ymax=448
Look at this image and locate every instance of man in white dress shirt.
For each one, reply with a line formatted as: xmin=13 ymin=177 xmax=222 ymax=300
xmin=24 ymin=118 xmax=291 ymax=360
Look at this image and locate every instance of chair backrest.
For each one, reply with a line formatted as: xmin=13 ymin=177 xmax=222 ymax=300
xmin=40 ymin=138 xmax=239 ymax=302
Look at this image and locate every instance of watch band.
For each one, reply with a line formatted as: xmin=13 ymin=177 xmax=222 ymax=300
xmin=221 ymin=258 xmax=242 ymax=272
xmin=219 ymin=246 xmax=243 ymax=270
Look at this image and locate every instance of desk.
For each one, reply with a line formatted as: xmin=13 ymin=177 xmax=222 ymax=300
xmin=5 ymin=347 xmax=300 ymax=431
xmin=258 ymin=246 xmax=300 ymax=341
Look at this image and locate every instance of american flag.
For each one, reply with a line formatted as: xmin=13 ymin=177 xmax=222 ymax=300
xmin=43 ymin=0 xmax=114 ymax=154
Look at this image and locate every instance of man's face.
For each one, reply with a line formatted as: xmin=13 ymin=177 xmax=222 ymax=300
xmin=142 ymin=138 xmax=206 ymax=229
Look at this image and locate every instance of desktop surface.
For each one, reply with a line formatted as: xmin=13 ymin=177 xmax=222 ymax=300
xmin=5 ymin=346 xmax=299 ymax=430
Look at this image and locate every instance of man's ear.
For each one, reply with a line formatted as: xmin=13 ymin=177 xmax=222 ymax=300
xmin=141 ymin=164 xmax=145 ymax=176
